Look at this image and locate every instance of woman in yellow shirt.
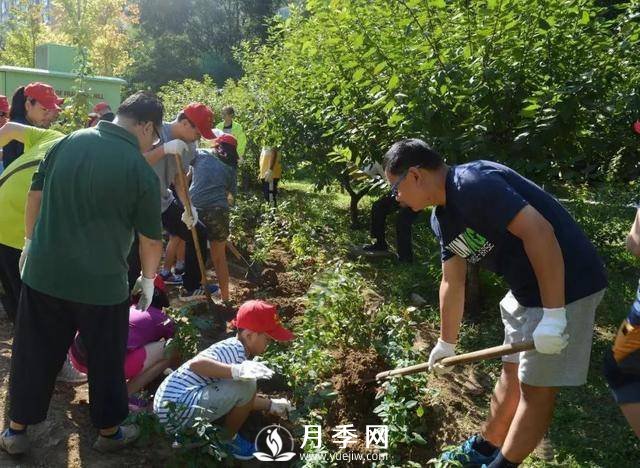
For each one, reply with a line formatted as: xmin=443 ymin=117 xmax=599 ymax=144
xmin=0 ymin=123 xmax=63 ymax=322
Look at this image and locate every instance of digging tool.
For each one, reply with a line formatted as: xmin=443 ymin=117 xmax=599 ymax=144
xmin=372 ymin=341 xmax=535 ymax=382
xmin=173 ymin=152 xmax=216 ymax=307
xmin=226 ymin=241 xmax=261 ymax=282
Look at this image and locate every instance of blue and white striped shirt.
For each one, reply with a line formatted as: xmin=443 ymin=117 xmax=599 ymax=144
xmin=153 ymin=337 xmax=247 ymax=430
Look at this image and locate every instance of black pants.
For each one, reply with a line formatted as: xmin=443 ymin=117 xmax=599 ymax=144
xmin=127 ymin=200 xmax=207 ymax=292
xmin=9 ymin=285 xmax=129 ymax=428
xmin=0 ymin=243 xmax=21 ymax=322
xmin=370 ymin=193 xmax=420 ymax=261
xmin=262 ymin=178 xmax=279 ymax=206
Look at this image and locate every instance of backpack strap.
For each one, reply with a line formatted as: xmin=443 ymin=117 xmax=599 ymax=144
xmin=0 ymin=159 xmax=41 ymax=190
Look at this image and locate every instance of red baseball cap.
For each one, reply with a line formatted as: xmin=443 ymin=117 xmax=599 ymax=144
xmin=93 ymin=101 xmax=110 ymax=113
xmin=0 ymin=95 xmax=9 ymax=113
xmin=633 ymin=120 xmax=640 ymax=135
xmin=214 ymin=133 xmax=237 ymax=148
xmin=231 ymin=300 xmax=294 ymax=341
xmin=24 ymin=82 xmax=62 ymax=111
xmin=183 ymin=102 xmax=215 ymax=140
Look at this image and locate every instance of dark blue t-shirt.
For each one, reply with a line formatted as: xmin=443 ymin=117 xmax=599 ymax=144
xmin=430 ymin=160 xmax=607 ymax=307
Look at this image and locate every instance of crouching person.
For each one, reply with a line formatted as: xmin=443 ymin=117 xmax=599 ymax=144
xmin=153 ymin=300 xmax=295 ymax=460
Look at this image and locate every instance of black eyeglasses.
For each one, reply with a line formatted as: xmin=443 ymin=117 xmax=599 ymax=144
xmin=390 ymin=169 xmax=410 ymax=198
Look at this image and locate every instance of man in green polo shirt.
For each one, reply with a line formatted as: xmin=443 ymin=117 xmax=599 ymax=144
xmin=0 ymin=91 xmax=164 ymax=455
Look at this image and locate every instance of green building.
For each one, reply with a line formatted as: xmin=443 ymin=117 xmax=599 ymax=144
xmin=0 ymin=43 xmax=126 ymax=108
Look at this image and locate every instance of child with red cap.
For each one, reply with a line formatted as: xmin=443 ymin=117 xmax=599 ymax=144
xmin=153 ymin=299 xmax=294 ymax=460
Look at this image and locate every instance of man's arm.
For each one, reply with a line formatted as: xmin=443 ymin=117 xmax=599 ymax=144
xmin=138 ymin=232 xmax=162 ymax=279
xmin=626 ymin=209 xmax=640 ymax=257
xmin=440 ymin=254 xmax=467 ymax=343
xmin=24 ymin=190 xmax=43 ymax=239
xmin=508 ymin=205 xmax=565 ymax=308
xmin=142 ymin=146 xmax=166 ymax=166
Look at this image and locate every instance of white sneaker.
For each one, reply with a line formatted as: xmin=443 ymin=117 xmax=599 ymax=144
xmin=57 ymin=357 xmax=87 ymax=383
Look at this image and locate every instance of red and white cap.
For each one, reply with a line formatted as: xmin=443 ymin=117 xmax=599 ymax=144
xmin=92 ymin=101 xmax=110 ymax=113
xmin=24 ymin=82 xmax=62 ymax=111
xmin=183 ymin=102 xmax=215 ymax=140
xmin=231 ymin=300 xmax=294 ymax=341
xmin=214 ymin=132 xmax=237 ymax=148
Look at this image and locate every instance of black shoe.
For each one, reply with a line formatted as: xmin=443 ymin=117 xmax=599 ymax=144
xmin=362 ymin=242 xmax=388 ymax=252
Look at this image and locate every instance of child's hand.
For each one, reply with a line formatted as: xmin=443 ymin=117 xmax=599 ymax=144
xmin=231 ymin=361 xmax=274 ymax=380
xmin=269 ymin=398 xmax=295 ymax=418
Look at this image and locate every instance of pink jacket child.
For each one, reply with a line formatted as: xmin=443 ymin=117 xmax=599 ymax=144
xmin=69 ymin=304 xmax=176 ymax=402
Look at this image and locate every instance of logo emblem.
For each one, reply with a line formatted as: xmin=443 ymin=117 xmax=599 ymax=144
xmin=254 ymin=425 xmax=296 ymax=462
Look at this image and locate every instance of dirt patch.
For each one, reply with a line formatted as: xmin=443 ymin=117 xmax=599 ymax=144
xmin=418 ymin=366 xmax=492 ymax=458
xmin=327 ymin=347 xmax=387 ymax=431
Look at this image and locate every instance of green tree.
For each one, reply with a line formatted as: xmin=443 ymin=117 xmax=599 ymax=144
xmin=0 ymin=0 xmax=53 ymax=67
xmin=127 ymin=0 xmax=285 ymax=89
xmin=218 ymin=0 xmax=640 ymax=223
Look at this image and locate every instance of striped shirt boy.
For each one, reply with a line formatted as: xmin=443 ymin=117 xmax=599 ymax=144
xmin=153 ymin=337 xmax=247 ymax=430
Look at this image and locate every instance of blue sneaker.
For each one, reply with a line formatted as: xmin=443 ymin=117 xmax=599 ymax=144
xmin=228 ymin=434 xmax=255 ymax=460
xmin=159 ymin=270 xmax=183 ymax=285
xmin=441 ymin=435 xmax=498 ymax=466
xmin=179 ymin=284 xmax=220 ymax=302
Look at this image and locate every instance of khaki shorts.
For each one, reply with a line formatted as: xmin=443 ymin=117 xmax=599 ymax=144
xmin=200 ymin=207 xmax=230 ymax=242
xmin=500 ymin=289 xmax=605 ymax=387
xmin=186 ymin=379 xmax=256 ymax=425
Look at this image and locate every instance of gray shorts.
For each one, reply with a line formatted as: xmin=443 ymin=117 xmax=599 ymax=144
xmin=500 ymin=289 xmax=605 ymax=387
xmin=187 ymin=379 xmax=256 ymax=425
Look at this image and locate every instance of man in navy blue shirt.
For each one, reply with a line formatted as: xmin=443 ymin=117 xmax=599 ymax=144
xmin=383 ymin=139 xmax=607 ymax=468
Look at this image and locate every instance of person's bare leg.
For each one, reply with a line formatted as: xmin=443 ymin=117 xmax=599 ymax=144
xmin=126 ymin=359 xmax=170 ymax=396
xmin=500 ymin=383 xmax=559 ymax=463
xmin=210 ymin=241 xmax=229 ymax=301
xmin=223 ymin=393 xmax=256 ymax=437
xmin=620 ymin=403 xmax=640 ymax=438
xmin=126 ymin=341 xmax=169 ymax=396
xmin=176 ymin=240 xmax=185 ymax=267
xmin=481 ymin=362 xmax=521 ymax=447
xmin=163 ymin=236 xmax=179 ymax=272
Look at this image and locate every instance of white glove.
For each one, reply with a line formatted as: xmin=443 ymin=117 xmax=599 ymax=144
xmin=264 ymin=169 xmax=274 ymax=183
xmin=533 ymin=307 xmax=569 ymax=354
xmin=269 ymin=398 xmax=295 ymax=418
xmin=181 ymin=205 xmax=198 ymax=229
xmin=230 ymin=361 xmax=274 ymax=381
xmin=428 ymin=338 xmax=456 ymax=375
xmin=19 ymin=238 xmax=31 ymax=277
xmin=133 ymin=275 xmax=155 ymax=311
xmin=163 ymin=139 xmax=188 ymax=155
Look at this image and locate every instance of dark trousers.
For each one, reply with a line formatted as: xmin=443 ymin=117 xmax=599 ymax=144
xmin=262 ymin=178 xmax=279 ymax=206
xmin=370 ymin=193 xmax=420 ymax=261
xmin=127 ymin=200 xmax=207 ymax=292
xmin=9 ymin=285 xmax=129 ymax=428
xmin=0 ymin=243 xmax=21 ymax=322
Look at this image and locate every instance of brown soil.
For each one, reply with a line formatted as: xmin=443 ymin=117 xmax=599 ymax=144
xmin=328 ymin=348 xmax=387 ymax=431
xmin=0 ymin=242 xmax=308 ymax=467
xmin=0 ymin=237 xmax=490 ymax=466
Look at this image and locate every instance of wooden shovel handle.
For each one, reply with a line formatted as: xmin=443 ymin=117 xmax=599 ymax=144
xmin=375 ymin=341 xmax=535 ymax=381
xmin=172 ymin=153 xmax=209 ymax=291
